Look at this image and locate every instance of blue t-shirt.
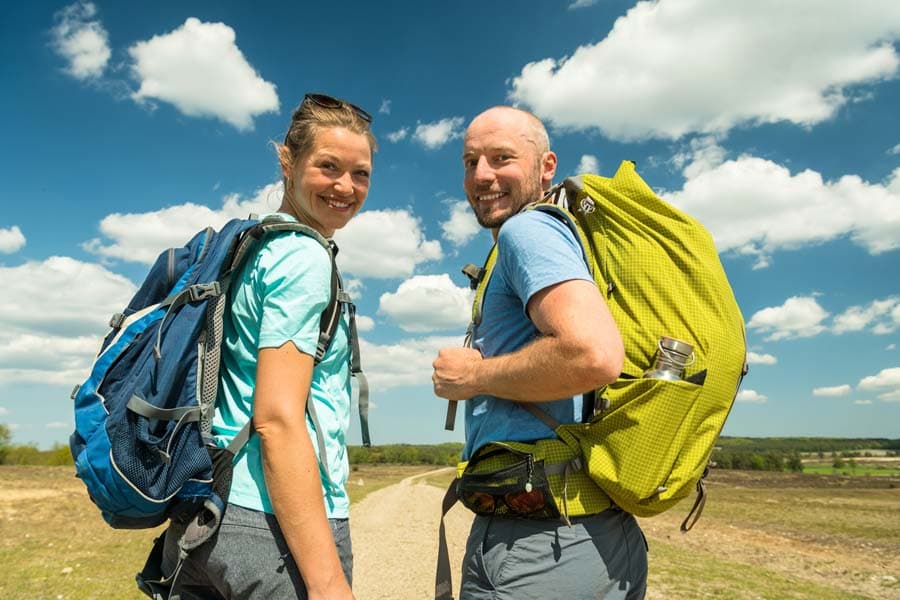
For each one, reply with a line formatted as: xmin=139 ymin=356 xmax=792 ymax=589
xmin=463 ymin=210 xmax=594 ymax=460
xmin=213 ymin=214 xmax=352 ymax=518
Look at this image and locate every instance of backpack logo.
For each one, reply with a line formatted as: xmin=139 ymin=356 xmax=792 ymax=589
xmin=580 ymin=196 xmax=596 ymax=213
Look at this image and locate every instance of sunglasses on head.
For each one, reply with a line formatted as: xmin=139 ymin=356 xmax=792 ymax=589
xmin=303 ymin=93 xmax=373 ymax=123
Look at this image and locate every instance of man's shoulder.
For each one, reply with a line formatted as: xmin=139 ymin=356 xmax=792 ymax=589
xmin=498 ymin=207 xmax=575 ymax=246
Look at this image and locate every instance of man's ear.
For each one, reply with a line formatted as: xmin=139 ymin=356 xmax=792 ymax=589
xmin=541 ymin=151 xmax=558 ymax=188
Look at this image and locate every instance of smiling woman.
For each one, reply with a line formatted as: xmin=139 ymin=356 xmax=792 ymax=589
xmin=152 ymin=93 xmax=377 ymax=600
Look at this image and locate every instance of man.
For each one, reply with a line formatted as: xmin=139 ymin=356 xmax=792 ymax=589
xmin=432 ymin=106 xmax=648 ymax=600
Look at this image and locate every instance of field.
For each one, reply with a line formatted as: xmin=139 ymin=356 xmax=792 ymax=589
xmin=1 ymin=465 xmax=898 ymax=599
xmin=0 ymin=464 xmax=435 ymax=600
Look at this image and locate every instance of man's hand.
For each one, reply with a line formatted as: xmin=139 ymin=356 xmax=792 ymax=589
xmin=432 ymin=346 xmax=483 ymax=401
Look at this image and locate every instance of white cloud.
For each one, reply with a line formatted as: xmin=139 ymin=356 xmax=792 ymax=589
xmin=667 ymin=157 xmax=900 ymax=267
xmin=0 ymin=257 xmax=136 ymax=338
xmin=378 ymin=275 xmax=473 ymax=333
xmin=413 ymin=117 xmax=465 ymax=150
xmin=441 ymin=200 xmax=481 ymax=247
xmin=889 ymin=143 xmax=900 ymax=155
xmin=0 ymin=258 xmax=135 ymax=386
xmin=334 ymin=209 xmax=443 ymax=279
xmin=83 ymin=183 xmax=281 ymax=264
xmin=386 ymin=128 xmax=409 ymax=143
xmin=575 ymin=154 xmax=600 ymax=174
xmin=857 ymin=366 xmax=900 ymax=402
xmin=568 ymin=0 xmax=599 ymax=9
xmin=46 ymin=421 xmax=72 ymax=429
xmin=736 ymin=389 xmax=767 ymax=403
xmin=878 ymin=389 xmax=900 ymax=402
xmin=51 ymin=1 xmax=111 ymax=80
xmin=0 ymin=226 xmax=26 ymax=254
xmin=128 ymin=18 xmax=279 ymax=130
xmin=355 ymin=315 xmax=375 ymax=332
xmin=747 ymin=296 xmax=829 ymax=341
xmin=747 ymin=351 xmax=777 ymax=365
xmin=379 ymin=99 xmax=391 ymax=115
xmin=812 ymin=385 xmax=852 ymax=397
xmin=832 ymin=297 xmax=900 ymax=335
xmin=360 ymin=335 xmax=461 ymax=390
xmin=0 ymin=407 xmax=8 ymax=416
xmin=509 ymin=1 xmax=900 ymax=141
xmin=344 ymin=278 xmax=365 ymax=299
xmin=888 ymin=344 xmax=897 ymax=351
xmin=854 ymin=399 xmax=873 ymax=405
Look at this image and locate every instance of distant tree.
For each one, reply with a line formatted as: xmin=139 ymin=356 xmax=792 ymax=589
xmin=750 ymin=454 xmax=766 ymax=470
xmin=763 ymin=452 xmax=784 ymax=471
xmin=787 ymin=454 xmax=804 ymax=472
xmin=47 ymin=444 xmax=74 ymax=466
xmin=0 ymin=423 xmax=10 ymax=464
xmin=847 ymin=458 xmax=857 ymax=474
xmin=832 ymin=457 xmax=845 ymax=470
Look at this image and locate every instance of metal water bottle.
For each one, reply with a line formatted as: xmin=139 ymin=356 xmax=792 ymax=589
xmin=643 ymin=336 xmax=694 ymax=381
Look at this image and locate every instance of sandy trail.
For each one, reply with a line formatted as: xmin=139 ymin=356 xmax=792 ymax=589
xmin=350 ymin=468 xmax=473 ymax=600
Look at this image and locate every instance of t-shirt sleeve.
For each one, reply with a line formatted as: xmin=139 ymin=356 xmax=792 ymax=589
xmin=496 ymin=210 xmax=592 ymax=310
xmin=255 ymin=233 xmax=332 ymax=356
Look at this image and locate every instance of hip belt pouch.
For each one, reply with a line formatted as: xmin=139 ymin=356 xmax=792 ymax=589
xmin=457 ymin=452 xmax=560 ymax=519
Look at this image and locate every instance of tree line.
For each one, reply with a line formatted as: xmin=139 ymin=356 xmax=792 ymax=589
xmin=3 ymin=423 xmax=897 ymax=471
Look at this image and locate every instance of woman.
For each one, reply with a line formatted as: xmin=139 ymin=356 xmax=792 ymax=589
xmin=162 ymin=93 xmax=376 ymax=599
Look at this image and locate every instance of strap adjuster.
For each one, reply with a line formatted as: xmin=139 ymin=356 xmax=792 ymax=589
xmin=188 ymin=282 xmax=221 ymax=302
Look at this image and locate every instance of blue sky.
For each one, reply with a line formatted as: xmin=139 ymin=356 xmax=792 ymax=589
xmin=2 ymin=0 xmax=899 ymax=449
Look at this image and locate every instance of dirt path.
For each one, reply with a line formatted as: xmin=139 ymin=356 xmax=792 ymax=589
xmin=351 ymin=467 xmax=473 ymax=600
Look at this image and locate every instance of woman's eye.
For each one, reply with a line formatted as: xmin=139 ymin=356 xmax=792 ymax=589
xmin=354 ymin=170 xmax=370 ymax=179
xmin=321 ymin=161 xmax=337 ymax=170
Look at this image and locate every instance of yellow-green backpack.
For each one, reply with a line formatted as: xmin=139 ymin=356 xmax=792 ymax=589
xmin=460 ymin=160 xmax=747 ymax=523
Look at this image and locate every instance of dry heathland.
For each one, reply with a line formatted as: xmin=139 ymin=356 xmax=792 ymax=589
xmin=1 ymin=466 xmax=898 ymax=600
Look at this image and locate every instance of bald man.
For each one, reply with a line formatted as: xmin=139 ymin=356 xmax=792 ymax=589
xmin=433 ymin=107 xmax=648 ymax=600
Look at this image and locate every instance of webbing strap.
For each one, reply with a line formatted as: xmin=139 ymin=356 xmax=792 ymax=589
xmin=127 ymin=395 xmax=200 ymax=423
xmin=520 ymin=402 xmax=563 ymax=432
xmin=434 ymin=479 xmax=459 ymax=600
xmin=680 ymin=477 xmax=707 ymax=532
xmin=345 ymin=292 xmax=371 ymax=447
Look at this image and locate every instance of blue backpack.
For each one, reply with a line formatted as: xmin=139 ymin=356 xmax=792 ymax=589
xmin=69 ymin=215 xmax=371 ymax=538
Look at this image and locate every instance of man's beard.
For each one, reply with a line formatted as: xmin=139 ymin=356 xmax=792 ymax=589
xmin=474 ymin=170 xmax=544 ymax=229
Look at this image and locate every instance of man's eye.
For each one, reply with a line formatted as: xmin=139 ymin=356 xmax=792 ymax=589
xmin=354 ymin=169 xmax=370 ymax=179
xmin=464 ymin=159 xmax=477 ymax=168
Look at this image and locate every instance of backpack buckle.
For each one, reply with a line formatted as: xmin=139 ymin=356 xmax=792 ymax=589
xmin=189 ymin=282 xmax=221 ymax=302
xmin=461 ymin=264 xmax=484 ymax=290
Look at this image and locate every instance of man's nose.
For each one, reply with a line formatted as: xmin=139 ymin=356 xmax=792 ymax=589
xmin=473 ymin=156 xmax=495 ymax=184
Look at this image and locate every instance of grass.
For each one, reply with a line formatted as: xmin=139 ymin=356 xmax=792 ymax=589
xmin=637 ymin=470 xmax=900 ymax=600
xmin=0 ymin=464 xmax=433 ymax=600
xmin=4 ymin=466 xmax=899 ymax=600
xmin=801 ymin=465 xmax=900 ymax=477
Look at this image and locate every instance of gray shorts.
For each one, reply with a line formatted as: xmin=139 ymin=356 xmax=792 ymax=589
xmin=460 ymin=509 xmax=647 ymax=600
xmin=161 ymin=503 xmax=352 ymax=600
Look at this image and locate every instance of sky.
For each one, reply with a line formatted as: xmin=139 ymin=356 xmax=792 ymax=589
xmin=2 ymin=0 xmax=900 ymax=449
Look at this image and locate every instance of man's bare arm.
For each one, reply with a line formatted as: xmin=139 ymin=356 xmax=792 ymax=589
xmin=433 ymin=278 xmax=623 ymax=402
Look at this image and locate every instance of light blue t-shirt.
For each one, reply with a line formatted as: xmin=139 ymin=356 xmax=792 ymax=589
xmin=463 ymin=209 xmax=594 ymax=460
xmin=213 ymin=214 xmax=352 ymax=518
